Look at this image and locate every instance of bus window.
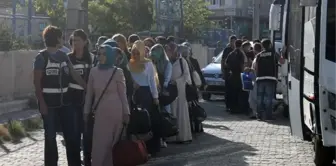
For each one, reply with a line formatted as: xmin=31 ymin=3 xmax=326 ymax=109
xmin=325 ymin=0 xmax=335 ymax=62
xmin=288 ymin=1 xmax=303 ymax=80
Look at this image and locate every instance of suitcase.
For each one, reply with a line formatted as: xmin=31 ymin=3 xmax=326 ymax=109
xmin=113 ymin=126 xmax=149 ymax=166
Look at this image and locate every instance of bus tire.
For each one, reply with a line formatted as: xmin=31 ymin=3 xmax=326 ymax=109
xmin=313 ymin=135 xmax=334 ymax=166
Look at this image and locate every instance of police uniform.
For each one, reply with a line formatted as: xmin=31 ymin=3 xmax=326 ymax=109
xmin=255 ymin=50 xmax=277 ymax=119
xmin=255 ymin=51 xmax=277 ymax=81
xmin=40 ymin=50 xmax=71 ymax=108
xmin=68 ymin=53 xmax=93 ymax=105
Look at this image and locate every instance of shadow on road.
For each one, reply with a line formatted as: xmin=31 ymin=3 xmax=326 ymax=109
xmin=146 ymin=133 xmax=257 ymax=166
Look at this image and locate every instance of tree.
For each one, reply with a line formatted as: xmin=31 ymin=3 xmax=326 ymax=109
xmin=34 ymin=0 xmax=66 ymax=29
xmin=88 ymin=0 xmax=153 ymax=35
xmin=182 ymin=0 xmax=214 ymax=39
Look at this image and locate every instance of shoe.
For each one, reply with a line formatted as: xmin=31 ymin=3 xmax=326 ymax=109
xmin=161 ymin=141 xmax=167 ymax=148
xmin=249 ymin=115 xmax=257 ymax=119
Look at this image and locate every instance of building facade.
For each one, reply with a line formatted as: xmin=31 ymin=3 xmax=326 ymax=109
xmin=0 ymin=2 xmax=50 ymax=43
xmin=206 ymin=0 xmax=271 ymax=39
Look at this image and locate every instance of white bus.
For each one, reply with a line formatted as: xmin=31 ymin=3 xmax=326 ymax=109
xmin=276 ymin=0 xmax=335 ymax=165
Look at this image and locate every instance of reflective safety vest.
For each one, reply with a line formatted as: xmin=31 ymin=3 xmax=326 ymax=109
xmin=68 ymin=54 xmax=92 ymax=105
xmin=41 ymin=50 xmax=71 ymax=108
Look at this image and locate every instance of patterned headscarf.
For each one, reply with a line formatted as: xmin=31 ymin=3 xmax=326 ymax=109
xmin=98 ymin=45 xmax=118 ymax=70
xmin=149 ymin=44 xmax=169 ymax=75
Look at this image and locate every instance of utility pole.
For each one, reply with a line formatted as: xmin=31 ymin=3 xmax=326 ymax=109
xmin=252 ymin=0 xmax=260 ymax=40
xmin=65 ymin=0 xmax=81 ymax=42
xmin=179 ymin=0 xmax=184 ymax=38
xmin=27 ymin=0 xmax=32 ymax=43
xmin=11 ymin=0 xmax=16 ymax=38
xmin=82 ymin=0 xmax=89 ymax=34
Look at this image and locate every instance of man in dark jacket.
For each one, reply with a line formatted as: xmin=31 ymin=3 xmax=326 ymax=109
xmin=255 ymin=39 xmax=278 ymax=121
xmin=221 ymin=35 xmax=237 ymax=112
xmin=225 ymin=39 xmax=247 ymax=113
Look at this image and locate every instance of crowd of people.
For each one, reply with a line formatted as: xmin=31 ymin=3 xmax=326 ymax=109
xmin=33 ymin=25 xmax=206 ymax=166
xmin=220 ymin=35 xmax=279 ymax=121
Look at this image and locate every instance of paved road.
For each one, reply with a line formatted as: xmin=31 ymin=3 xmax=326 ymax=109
xmin=0 ymin=99 xmax=315 ymax=166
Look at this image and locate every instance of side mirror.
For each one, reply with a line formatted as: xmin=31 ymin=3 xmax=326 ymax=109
xmin=300 ymin=0 xmax=318 ymax=6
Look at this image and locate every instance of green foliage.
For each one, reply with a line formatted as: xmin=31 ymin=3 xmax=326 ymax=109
xmin=22 ymin=117 xmax=43 ymax=131
xmin=89 ymin=0 xmax=153 ymax=35
xmin=182 ymin=0 xmax=214 ymax=39
xmin=0 ymin=23 xmax=30 ymax=51
xmin=7 ymin=120 xmax=26 ymax=140
xmin=34 ymin=0 xmax=66 ymax=29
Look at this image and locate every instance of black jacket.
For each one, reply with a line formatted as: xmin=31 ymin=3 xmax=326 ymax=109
xmin=189 ymin=57 xmax=206 ymax=88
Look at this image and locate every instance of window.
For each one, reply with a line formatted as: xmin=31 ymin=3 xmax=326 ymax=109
xmin=325 ymin=0 xmax=335 ymax=62
xmin=287 ymin=1 xmax=303 ymax=80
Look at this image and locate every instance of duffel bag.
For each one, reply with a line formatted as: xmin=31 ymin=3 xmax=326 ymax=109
xmin=159 ymin=82 xmax=178 ymax=106
xmin=128 ymin=106 xmax=151 ymax=135
xmin=158 ymin=109 xmax=179 ymax=137
xmin=113 ymin=126 xmax=148 ymax=166
xmin=190 ymin=101 xmax=207 ymax=122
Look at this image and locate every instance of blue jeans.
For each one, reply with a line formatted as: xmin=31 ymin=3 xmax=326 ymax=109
xmin=42 ymin=106 xmax=81 ymax=166
xmin=256 ymin=80 xmax=276 ymax=119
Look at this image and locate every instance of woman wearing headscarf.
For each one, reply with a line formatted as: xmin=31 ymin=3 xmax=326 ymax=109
xmin=83 ymin=45 xmax=130 ymax=166
xmin=129 ymin=40 xmax=161 ymax=156
xmin=179 ymin=43 xmax=205 ymax=133
xmin=103 ymin=38 xmax=133 ymax=106
xmin=112 ymin=34 xmax=131 ymax=61
xmin=181 ymin=42 xmax=206 ymax=90
xmin=144 ymin=37 xmax=156 ymax=48
xmin=149 ymin=44 xmax=172 ymax=148
xmin=165 ymin=42 xmax=193 ymax=143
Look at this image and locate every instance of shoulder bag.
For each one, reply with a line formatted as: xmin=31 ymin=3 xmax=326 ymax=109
xmin=91 ymin=68 xmax=117 ymax=119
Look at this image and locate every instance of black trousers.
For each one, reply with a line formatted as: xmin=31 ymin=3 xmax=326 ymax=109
xmin=134 ymin=86 xmax=161 ymax=155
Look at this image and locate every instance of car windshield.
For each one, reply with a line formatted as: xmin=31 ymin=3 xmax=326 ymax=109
xmin=213 ymin=51 xmax=222 ymax=63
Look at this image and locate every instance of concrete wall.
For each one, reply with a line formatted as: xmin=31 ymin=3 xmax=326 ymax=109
xmin=0 ymin=45 xmax=213 ymax=100
xmin=0 ymin=50 xmax=37 ymax=100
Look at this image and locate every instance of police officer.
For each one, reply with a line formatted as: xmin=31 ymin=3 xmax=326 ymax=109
xmin=254 ymin=39 xmax=277 ymax=121
xmin=33 ymin=25 xmax=86 ymax=166
xmin=68 ymin=29 xmax=94 ymax=166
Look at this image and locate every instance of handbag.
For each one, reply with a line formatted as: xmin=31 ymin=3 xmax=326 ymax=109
xmin=158 ymin=107 xmax=179 ymax=137
xmin=179 ymin=58 xmax=199 ymax=102
xmin=190 ymin=101 xmax=207 ymax=122
xmin=91 ymin=68 xmax=117 ymax=118
xmin=159 ymin=82 xmax=178 ymax=106
xmin=128 ymin=105 xmax=151 ymax=135
xmin=192 ymin=71 xmax=202 ymax=87
xmin=113 ymin=125 xmax=148 ymax=166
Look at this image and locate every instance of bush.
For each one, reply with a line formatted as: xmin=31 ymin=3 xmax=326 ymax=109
xmin=0 ymin=23 xmax=31 ymax=51
xmin=7 ymin=120 xmax=26 ymax=140
xmin=23 ymin=117 xmax=43 ymax=131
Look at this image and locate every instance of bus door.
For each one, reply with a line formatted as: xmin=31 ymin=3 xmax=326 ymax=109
xmin=286 ymin=0 xmax=304 ymax=139
xmin=317 ymin=0 xmax=336 ymax=146
xmin=301 ymin=7 xmax=316 ymax=134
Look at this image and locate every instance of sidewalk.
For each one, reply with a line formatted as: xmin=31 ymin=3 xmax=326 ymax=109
xmin=0 ymin=98 xmax=314 ymax=166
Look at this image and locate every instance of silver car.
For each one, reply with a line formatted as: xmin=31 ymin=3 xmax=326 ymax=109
xmin=201 ymin=51 xmax=225 ymax=100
